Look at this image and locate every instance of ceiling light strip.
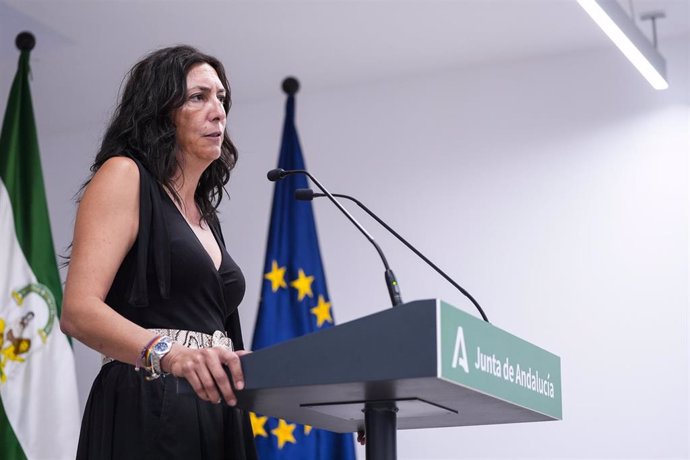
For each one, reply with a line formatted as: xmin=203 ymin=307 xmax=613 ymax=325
xmin=578 ymin=0 xmax=668 ymax=90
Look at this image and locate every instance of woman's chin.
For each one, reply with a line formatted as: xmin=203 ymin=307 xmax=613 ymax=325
xmin=191 ymin=149 xmax=222 ymax=165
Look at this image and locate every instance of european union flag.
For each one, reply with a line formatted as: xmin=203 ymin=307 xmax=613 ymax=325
xmin=251 ymin=89 xmax=356 ymax=460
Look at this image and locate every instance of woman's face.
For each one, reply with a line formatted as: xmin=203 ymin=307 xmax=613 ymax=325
xmin=172 ymin=62 xmax=227 ymax=167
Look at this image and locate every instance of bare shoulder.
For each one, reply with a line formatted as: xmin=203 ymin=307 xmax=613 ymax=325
xmin=76 ymin=156 xmax=140 ymax=245
xmin=83 ymin=156 xmax=140 ymax=204
xmin=92 ymin=156 xmax=140 ymax=186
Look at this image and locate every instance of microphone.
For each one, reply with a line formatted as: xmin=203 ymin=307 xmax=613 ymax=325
xmin=295 ymin=188 xmax=489 ymax=323
xmin=267 ymin=168 xmax=289 ymax=182
xmin=267 ymin=168 xmax=403 ymax=307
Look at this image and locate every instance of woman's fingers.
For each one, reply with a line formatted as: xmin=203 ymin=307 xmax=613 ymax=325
xmin=164 ymin=345 xmax=218 ymax=402
xmin=182 ymin=365 xmax=215 ymax=402
xmin=163 ymin=345 xmax=247 ymax=405
xmin=208 ymin=349 xmax=238 ymax=405
xmin=220 ymin=348 xmax=245 ymax=391
xmin=194 ymin=351 xmax=222 ymax=403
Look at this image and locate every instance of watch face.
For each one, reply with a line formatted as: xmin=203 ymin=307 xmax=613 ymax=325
xmin=153 ymin=340 xmax=171 ymax=354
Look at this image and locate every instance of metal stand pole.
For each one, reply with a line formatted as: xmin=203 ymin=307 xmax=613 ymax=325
xmin=364 ymin=401 xmax=398 ymax=460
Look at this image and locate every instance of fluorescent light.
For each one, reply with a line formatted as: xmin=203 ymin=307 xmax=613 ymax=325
xmin=578 ymin=0 xmax=668 ymax=90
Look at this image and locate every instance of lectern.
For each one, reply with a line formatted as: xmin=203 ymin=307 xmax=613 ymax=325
xmin=236 ymin=299 xmax=562 ymax=459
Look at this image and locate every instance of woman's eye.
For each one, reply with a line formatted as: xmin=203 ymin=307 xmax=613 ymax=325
xmin=217 ymin=94 xmax=226 ymax=103
xmin=190 ymin=93 xmax=204 ymax=102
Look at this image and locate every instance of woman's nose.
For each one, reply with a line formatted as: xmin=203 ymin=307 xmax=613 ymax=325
xmin=210 ymin=98 xmax=226 ymax=121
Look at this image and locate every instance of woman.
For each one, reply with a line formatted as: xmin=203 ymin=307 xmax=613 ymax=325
xmin=61 ymin=45 xmax=256 ymax=459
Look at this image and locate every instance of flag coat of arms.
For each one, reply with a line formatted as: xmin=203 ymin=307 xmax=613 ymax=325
xmin=251 ymin=90 xmax=356 ymax=459
xmin=0 ymin=46 xmax=80 ymax=460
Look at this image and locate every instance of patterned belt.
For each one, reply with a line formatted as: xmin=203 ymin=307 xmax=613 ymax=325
xmin=102 ymin=329 xmax=233 ymax=366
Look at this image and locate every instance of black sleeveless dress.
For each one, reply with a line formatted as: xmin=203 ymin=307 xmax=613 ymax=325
xmin=76 ymin=157 xmax=257 ymax=460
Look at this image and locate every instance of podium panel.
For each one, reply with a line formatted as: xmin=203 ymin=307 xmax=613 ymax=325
xmin=235 ymin=299 xmax=562 ymax=433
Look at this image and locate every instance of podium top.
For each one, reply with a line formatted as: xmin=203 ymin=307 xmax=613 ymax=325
xmin=236 ymin=299 xmax=561 ymax=433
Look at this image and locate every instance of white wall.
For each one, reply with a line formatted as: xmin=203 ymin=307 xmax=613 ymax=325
xmin=227 ymin=38 xmax=689 ymax=459
xmin=5 ymin=34 xmax=688 ymax=458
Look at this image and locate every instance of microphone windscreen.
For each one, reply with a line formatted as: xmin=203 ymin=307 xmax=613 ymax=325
xmin=294 ymin=189 xmax=314 ymax=201
xmin=267 ymin=168 xmax=285 ymax=182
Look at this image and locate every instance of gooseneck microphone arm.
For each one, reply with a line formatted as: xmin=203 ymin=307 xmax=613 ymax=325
xmin=295 ymin=188 xmax=489 ymax=323
xmin=267 ymin=168 xmax=403 ymax=307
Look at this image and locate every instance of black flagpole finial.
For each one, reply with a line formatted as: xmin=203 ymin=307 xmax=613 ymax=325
xmin=282 ymin=77 xmax=300 ymax=96
xmin=16 ymin=32 xmax=36 ymax=51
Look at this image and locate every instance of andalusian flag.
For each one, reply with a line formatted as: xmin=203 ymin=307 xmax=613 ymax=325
xmin=251 ymin=87 xmax=355 ymax=459
xmin=0 ymin=45 xmax=80 ymax=459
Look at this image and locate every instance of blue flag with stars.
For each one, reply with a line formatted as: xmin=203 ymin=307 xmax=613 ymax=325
xmin=251 ymin=92 xmax=356 ymax=459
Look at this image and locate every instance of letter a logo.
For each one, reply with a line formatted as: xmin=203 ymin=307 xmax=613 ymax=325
xmin=451 ymin=326 xmax=469 ymax=373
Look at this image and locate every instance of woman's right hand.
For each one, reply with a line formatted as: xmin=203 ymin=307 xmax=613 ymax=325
xmin=161 ymin=344 xmax=249 ymax=406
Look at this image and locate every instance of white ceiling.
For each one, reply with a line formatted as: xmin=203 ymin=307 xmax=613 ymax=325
xmin=0 ymin=0 xmax=688 ymax=135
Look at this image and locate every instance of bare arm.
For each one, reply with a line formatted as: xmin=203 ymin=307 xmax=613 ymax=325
xmin=61 ymin=156 xmax=151 ymax=363
xmin=61 ymin=156 xmax=245 ymax=404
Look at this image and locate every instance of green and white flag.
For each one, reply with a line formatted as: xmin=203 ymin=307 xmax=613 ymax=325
xmin=0 ymin=48 xmax=80 ymax=459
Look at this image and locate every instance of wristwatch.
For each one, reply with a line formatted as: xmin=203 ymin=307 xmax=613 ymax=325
xmin=149 ymin=336 xmax=173 ymax=379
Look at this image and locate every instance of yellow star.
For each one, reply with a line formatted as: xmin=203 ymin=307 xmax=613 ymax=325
xmin=304 ymin=424 xmax=313 ymax=435
xmin=250 ymin=412 xmax=268 ymax=438
xmin=264 ymin=260 xmax=287 ymax=292
xmin=310 ymin=295 xmax=333 ymax=327
xmin=271 ymin=418 xmax=297 ymax=449
xmin=290 ymin=269 xmax=314 ymax=301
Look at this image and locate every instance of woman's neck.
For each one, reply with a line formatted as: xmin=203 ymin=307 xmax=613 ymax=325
xmin=170 ymin=153 xmax=210 ymax=221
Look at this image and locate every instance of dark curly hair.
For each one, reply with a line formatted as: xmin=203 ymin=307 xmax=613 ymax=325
xmin=92 ymin=45 xmax=237 ymax=221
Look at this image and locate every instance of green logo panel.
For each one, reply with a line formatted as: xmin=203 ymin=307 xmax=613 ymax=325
xmin=439 ymin=301 xmax=562 ymax=419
